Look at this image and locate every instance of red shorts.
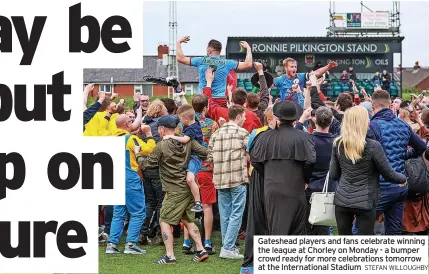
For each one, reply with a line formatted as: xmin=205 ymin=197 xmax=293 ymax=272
xmin=212 ymin=97 xmax=228 ymax=108
xmin=197 ymin=171 xmax=216 ymax=204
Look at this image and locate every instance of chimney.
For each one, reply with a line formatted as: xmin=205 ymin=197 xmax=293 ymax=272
xmin=157 ymin=45 xmax=169 ymax=59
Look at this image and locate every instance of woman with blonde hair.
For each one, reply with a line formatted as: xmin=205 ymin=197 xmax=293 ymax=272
xmin=329 ymin=106 xmax=406 ymax=235
xmin=141 ymin=99 xmax=168 ymax=142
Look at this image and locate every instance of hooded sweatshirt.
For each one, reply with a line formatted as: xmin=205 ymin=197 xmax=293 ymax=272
xmin=137 ymin=138 xmax=207 ymax=192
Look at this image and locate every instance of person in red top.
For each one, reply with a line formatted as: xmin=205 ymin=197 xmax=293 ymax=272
xmin=203 ymin=68 xmax=262 ymax=133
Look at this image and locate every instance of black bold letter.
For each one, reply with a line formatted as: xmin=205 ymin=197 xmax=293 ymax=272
xmin=0 ymin=16 xmax=13 ymax=53
xmin=57 ymin=221 xmax=87 ymax=258
xmin=101 ymin=16 xmax=131 ymax=53
xmin=48 ymin=153 xmax=80 ymax=190
xmin=12 ymin=16 xmax=46 ymax=65
xmin=0 ymin=153 xmax=26 ymax=200
xmin=69 ymin=3 xmax=101 ymax=53
xmin=0 ymin=84 xmax=13 ymax=122
xmin=0 ymin=221 xmax=31 ymax=258
xmin=47 ymin=72 xmax=71 ymax=121
xmin=82 ymin=153 xmax=114 ymax=189
xmin=33 ymin=221 xmax=58 ymax=257
xmin=14 ymin=84 xmax=47 ymax=121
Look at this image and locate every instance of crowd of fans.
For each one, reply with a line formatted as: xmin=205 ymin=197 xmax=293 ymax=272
xmin=83 ymin=37 xmax=429 ymax=274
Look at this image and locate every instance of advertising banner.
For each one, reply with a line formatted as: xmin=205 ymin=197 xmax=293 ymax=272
xmin=228 ymin=54 xmax=393 ymax=74
xmin=227 ymin=41 xmax=401 ymax=54
xmin=347 ymin=13 xmax=361 ymax=28
xmin=361 ymin=12 xmax=390 ymax=29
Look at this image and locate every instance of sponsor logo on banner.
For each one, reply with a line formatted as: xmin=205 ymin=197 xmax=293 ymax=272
xmin=361 ymin=12 xmax=390 ymax=29
xmin=347 ymin=13 xmax=361 ymax=28
xmin=328 ymin=57 xmax=373 ymax=68
xmin=305 ymin=54 xmax=315 ymax=67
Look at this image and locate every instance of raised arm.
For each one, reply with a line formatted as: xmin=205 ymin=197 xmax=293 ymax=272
xmin=303 ymin=82 xmax=312 ymax=110
xmin=83 ymin=83 xmax=95 ymax=111
xmin=237 ymin=41 xmax=253 ymax=71
xmin=308 ymin=73 xmax=325 ymax=109
xmin=84 ymin=91 xmax=105 ymax=126
xmin=176 ymin=36 xmax=191 ymax=65
xmin=131 ymin=106 xmax=143 ymax=131
xmin=313 ymin=61 xmax=337 ymax=78
xmin=254 ymin=62 xmax=269 ymax=112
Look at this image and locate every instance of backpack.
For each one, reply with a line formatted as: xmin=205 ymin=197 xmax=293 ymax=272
xmin=405 ymin=155 xmax=429 ymax=199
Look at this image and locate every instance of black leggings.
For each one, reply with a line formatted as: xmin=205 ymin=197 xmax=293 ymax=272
xmin=335 ymin=205 xmax=376 ymax=235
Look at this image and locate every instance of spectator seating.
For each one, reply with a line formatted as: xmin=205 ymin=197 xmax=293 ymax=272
xmin=237 ymin=77 xmax=400 ymax=100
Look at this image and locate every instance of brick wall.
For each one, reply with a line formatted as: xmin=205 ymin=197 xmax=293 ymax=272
xmin=417 ymin=77 xmax=429 ymax=90
xmin=88 ymin=83 xmax=193 ymax=98
xmin=151 ymin=83 xmax=189 ymax=97
xmin=89 ymin=84 xmax=135 ymax=97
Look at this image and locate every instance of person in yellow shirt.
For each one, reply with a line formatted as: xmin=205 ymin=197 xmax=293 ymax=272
xmin=84 ymin=97 xmax=143 ymax=136
xmin=105 ymin=114 xmax=156 ymax=254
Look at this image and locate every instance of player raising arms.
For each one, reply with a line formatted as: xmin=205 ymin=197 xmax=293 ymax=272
xmin=176 ymin=36 xmax=253 ymax=102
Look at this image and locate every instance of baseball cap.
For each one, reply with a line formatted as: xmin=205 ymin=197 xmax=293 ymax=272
xmin=156 ymin=115 xmax=179 ymax=128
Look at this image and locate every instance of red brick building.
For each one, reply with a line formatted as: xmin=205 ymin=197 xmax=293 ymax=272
xmin=83 ymin=45 xmax=200 ymax=98
xmin=397 ymin=67 xmax=429 ymax=91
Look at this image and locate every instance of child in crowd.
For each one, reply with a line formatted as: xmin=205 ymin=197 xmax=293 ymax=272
xmin=164 ymin=104 xmax=204 ymax=212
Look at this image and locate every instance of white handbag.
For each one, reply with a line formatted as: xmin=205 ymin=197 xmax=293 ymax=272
xmin=308 ymin=172 xmax=337 ymax=226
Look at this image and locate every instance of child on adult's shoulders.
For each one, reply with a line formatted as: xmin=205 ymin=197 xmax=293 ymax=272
xmin=163 ymin=104 xmax=204 ymax=213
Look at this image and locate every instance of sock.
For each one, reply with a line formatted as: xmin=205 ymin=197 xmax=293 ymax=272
xmin=195 ymin=201 xmax=202 ymax=205
xmin=204 ymin=239 xmax=212 ymax=246
xmin=184 ymin=239 xmax=191 ymax=246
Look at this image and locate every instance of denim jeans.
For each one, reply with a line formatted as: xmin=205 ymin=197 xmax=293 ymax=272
xmin=218 ymin=184 xmax=247 ymax=251
xmin=103 ymin=205 xmax=113 ymax=235
xmin=108 ymin=188 xmax=146 ymax=244
xmin=353 ymin=189 xmax=407 ymax=235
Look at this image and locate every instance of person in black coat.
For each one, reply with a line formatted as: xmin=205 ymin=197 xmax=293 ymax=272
xmin=381 ymin=70 xmax=391 ymax=91
xmin=330 ymin=106 xmax=407 ymax=235
xmin=251 ymin=101 xmax=316 ymax=235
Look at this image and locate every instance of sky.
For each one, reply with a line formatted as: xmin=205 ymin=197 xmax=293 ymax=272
xmin=143 ymin=1 xmax=429 ymax=67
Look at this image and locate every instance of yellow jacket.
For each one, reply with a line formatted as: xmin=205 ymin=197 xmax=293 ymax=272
xmin=118 ymin=128 xmax=156 ymax=173
xmin=249 ymin=126 xmax=269 ymax=176
xmin=83 ymin=112 xmax=119 ymax=136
